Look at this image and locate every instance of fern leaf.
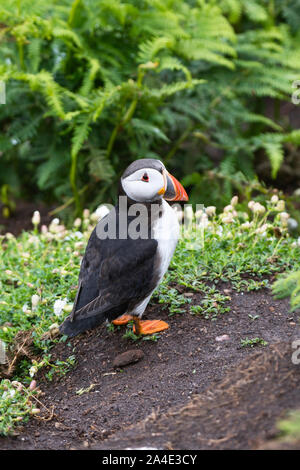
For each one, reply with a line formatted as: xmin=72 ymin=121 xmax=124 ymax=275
xmin=88 ymin=149 xmax=115 ymax=182
xmin=138 ymin=37 xmax=173 ymax=63
xmin=131 ymin=118 xmax=170 ymax=142
xmin=158 ymin=57 xmax=192 ymax=82
xmin=71 ymin=116 xmax=91 ymax=159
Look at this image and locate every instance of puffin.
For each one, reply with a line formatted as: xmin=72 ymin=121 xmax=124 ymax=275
xmin=60 ymin=159 xmax=188 ymax=338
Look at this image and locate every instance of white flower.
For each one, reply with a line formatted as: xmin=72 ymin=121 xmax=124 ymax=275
xmin=223 ymin=204 xmax=233 ymax=213
xmin=83 ymin=209 xmax=90 ymax=219
xmin=271 ymin=195 xmax=279 ymax=204
xmin=280 ymin=212 xmax=290 ymax=223
xmin=256 ymin=224 xmax=268 ymax=235
xmin=53 ymin=298 xmax=68 ymax=316
xmin=231 ymin=196 xmax=238 ymax=206
xmin=22 ymin=304 xmax=31 ymax=314
xmin=49 ymin=218 xmax=65 ymax=234
xmin=252 ymin=202 xmax=266 ymax=215
xmin=205 ymin=206 xmax=216 ymax=217
xmin=49 ymin=323 xmax=59 ymax=331
xmin=29 ymin=366 xmax=38 ymax=378
xmin=28 ymin=235 xmax=39 ymax=246
xmin=275 ymin=200 xmax=285 ymax=211
xmin=222 ymin=215 xmax=234 ymax=224
xmin=31 ymin=210 xmax=41 ymax=226
xmin=279 ymin=212 xmax=290 ymax=228
xmin=74 ymin=231 xmax=83 ymax=239
xmin=73 ymin=218 xmax=81 ymax=228
xmin=31 ymin=294 xmax=40 ymax=311
xmin=5 ymin=233 xmax=15 ymax=240
xmin=241 ymin=221 xmax=252 ymax=230
xmin=198 ymin=213 xmax=209 ymax=229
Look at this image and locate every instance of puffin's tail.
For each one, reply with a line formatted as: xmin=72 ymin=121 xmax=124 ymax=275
xmin=59 ymin=311 xmax=107 ymax=337
xmin=59 ymin=299 xmax=128 ymax=337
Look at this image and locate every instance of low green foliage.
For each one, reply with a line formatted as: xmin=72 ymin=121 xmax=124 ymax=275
xmin=272 ymin=270 xmax=300 ymax=312
xmin=240 ymin=337 xmax=268 ymax=348
xmin=190 ymin=287 xmax=230 ymax=320
xmin=0 ymin=379 xmax=39 ymax=436
xmin=162 ymin=197 xmax=300 ymax=296
xmin=155 ymin=286 xmax=191 ymax=315
xmin=278 ymin=411 xmax=300 ymax=440
xmin=122 ymin=328 xmax=139 ymax=342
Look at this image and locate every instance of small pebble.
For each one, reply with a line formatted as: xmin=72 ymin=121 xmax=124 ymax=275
xmin=113 ymin=349 xmax=144 ymax=368
xmin=216 ymin=334 xmax=230 ymax=342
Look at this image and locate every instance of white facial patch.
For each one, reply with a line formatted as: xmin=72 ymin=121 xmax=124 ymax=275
xmin=121 ymin=168 xmax=165 ymax=202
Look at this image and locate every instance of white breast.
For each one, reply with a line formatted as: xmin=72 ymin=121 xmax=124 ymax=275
xmin=130 ymin=200 xmax=180 ymax=318
xmin=153 ymin=199 xmax=180 ymax=282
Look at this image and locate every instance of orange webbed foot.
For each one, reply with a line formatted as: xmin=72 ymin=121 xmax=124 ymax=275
xmin=112 ymin=314 xmax=133 ymax=326
xmin=133 ymin=318 xmax=169 ymax=335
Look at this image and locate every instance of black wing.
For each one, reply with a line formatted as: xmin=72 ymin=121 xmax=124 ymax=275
xmin=60 ymin=210 xmax=158 ymax=337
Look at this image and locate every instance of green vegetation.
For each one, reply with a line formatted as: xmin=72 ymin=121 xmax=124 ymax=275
xmin=1 ymin=195 xmax=299 ymax=434
xmin=273 ymin=270 xmax=300 ymax=312
xmin=0 ymin=379 xmax=39 ymax=436
xmin=277 ymin=410 xmax=300 ymax=441
xmin=240 ymin=337 xmax=268 ymax=348
xmin=1 ymin=0 xmax=300 ymax=214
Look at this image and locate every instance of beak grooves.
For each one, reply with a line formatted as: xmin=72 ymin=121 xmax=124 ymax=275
xmin=164 ymin=171 xmax=188 ymax=201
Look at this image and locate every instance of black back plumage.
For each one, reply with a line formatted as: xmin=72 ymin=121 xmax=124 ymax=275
xmin=59 ymin=204 xmax=160 ymax=337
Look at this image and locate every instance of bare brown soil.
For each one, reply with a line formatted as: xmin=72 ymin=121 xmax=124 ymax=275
xmin=0 ymin=200 xmax=54 ymax=236
xmin=0 ymin=285 xmax=299 ymax=450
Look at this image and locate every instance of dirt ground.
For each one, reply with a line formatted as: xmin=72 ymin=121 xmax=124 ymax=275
xmin=0 ymin=200 xmax=54 ymax=236
xmin=0 ymin=284 xmax=299 ymax=450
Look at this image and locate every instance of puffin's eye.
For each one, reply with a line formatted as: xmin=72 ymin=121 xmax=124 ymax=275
xmin=141 ymin=173 xmax=149 ymax=182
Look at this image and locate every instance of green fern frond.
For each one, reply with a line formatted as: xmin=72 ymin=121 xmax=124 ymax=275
xmin=138 ymin=36 xmax=173 ymax=63
xmin=71 ymin=115 xmax=92 ymax=159
xmin=220 ymin=0 xmax=242 ymax=24
xmin=27 ymin=37 xmax=42 ymax=72
xmin=131 ymin=118 xmax=170 ymax=142
xmin=158 ymin=57 xmax=192 ymax=82
xmin=79 ymin=57 xmax=101 ymax=96
xmin=252 ymin=133 xmax=284 ymax=179
xmin=52 ymin=26 xmax=82 ymax=49
xmin=244 ymin=1 xmax=268 ymax=23
xmin=177 ymin=41 xmax=235 ymax=69
xmin=88 ymin=149 xmax=115 ymax=182
xmin=150 ymin=79 xmax=204 ymax=100
xmin=36 ymin=152 xmax=67 ymax=189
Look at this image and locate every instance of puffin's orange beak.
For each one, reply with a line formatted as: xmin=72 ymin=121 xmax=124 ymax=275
xmin=162 ymin=170 xmax=188 ymax=201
